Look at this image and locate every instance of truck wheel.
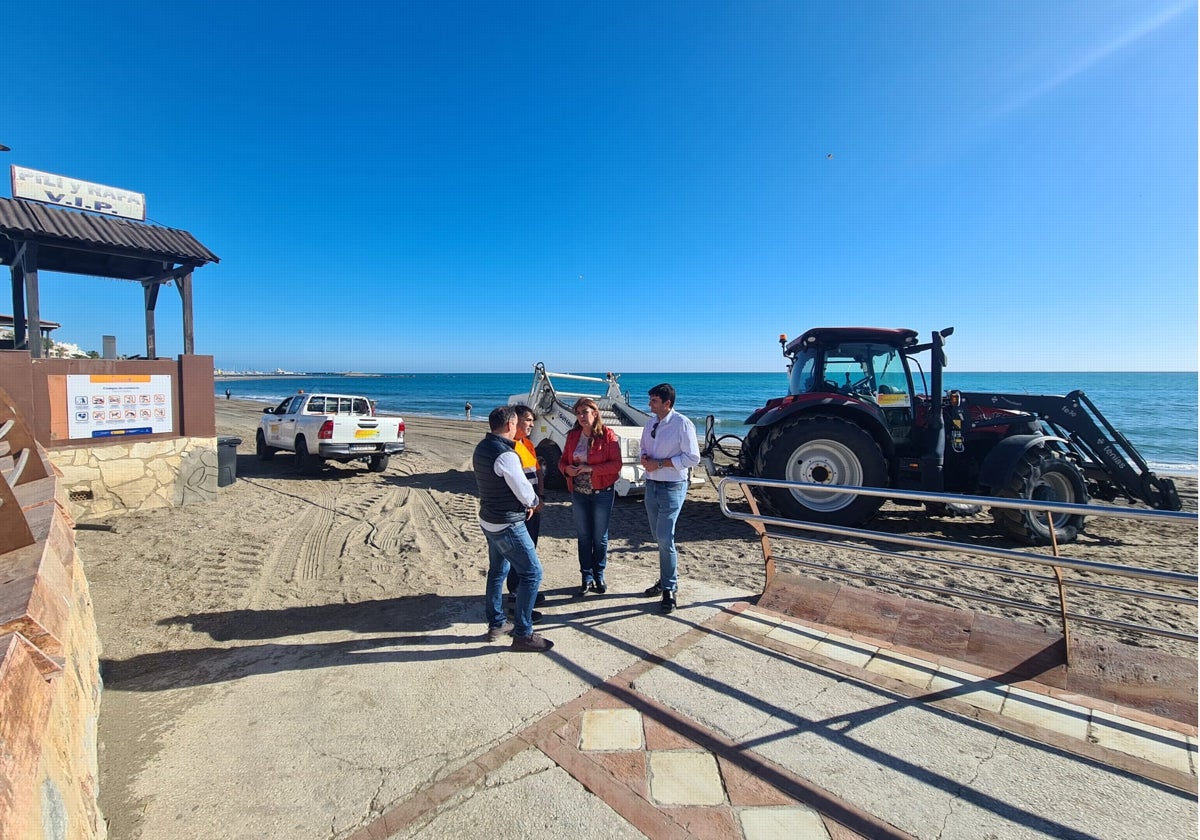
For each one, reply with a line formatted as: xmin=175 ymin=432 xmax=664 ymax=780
xmin=754 ymin=416 xmax=887 ymax=525
xmin=537 ymin=441 xmax=565 ymax=491
xmin=368 ymin=454 xmax=390 ymax=473
xmin=294 ymin=436 xmax=319 ymax=475
xmin=256 ymin=430 xmax=276 ymax=461
xmin=994 ymin=448 xmax=1087 ymax=545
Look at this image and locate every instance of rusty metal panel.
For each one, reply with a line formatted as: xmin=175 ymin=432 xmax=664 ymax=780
xmin=0 ymin=197 xmax=219 ymax=270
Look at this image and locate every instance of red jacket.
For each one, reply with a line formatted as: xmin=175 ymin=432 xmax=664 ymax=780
xmin=559 ymin=426 xmax=622 ymax=492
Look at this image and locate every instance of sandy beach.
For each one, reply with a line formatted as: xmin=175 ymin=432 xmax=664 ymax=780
xmin=81 ymin=398 xmax=1198 ymax=662
xmin=76 ymin=399 xmax=1196 ymax=834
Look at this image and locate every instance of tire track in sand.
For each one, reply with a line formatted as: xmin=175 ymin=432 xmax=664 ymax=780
xmin=243 ymin=479 xmax=340 ymax=608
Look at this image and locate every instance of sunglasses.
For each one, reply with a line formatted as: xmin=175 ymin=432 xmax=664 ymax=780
xmin=650 ymin=420 xmax=660 ymax=438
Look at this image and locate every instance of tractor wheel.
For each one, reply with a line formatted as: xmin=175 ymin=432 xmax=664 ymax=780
xmin=294 ymin=436 xmax=320 ymax=475
xmin=738 ymin=426 xmax=766 ymax=475
xmin=256 ymin=430 xmax=276 ymax=461
xmin=536 ymin=440 xmax=565 ymax=491
xmin=993 ymin=448 xmax=1088 ymax=545
xmin=368 ymin=454 xmax=390 ymax=473
xmin=753 ymin=416 xmax=888 ymax=526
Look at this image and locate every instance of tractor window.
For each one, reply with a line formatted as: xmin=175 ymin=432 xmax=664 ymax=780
xmin=823 ymin=344 xmax=878 ymax=397
xmin=874 ymin=350 xmax=909 ymax=398
xmin=787 ymin=350 xmax=820 ymax=394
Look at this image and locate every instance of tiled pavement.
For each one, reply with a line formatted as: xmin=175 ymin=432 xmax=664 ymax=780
xmin=345 ymin=596 xmax=1195 ymax=840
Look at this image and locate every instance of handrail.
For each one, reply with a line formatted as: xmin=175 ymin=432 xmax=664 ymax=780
xmin=715 ymin=477 xmax=1198 ymax=653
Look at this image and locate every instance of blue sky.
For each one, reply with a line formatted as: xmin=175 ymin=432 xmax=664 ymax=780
xmin=5 ymin=1 xmax=1196 ymax=372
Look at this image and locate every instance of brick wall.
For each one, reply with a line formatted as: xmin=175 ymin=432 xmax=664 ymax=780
xmin=0 ymin=446 xmax=105 ymax=839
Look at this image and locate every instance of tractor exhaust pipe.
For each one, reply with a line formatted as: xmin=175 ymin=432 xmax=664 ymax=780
xmin=920 ymin=329 xmax=951 ymax=491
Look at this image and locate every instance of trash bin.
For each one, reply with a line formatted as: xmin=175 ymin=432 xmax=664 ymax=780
xmin=217 ymin=436 xmax=242 ymax=487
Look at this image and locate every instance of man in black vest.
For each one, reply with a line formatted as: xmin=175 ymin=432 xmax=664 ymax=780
xmin=473 ymin=405 xmax=553 ymax=652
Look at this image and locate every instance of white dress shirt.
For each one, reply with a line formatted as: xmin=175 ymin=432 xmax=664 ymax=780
xmin=640 ymin=409 xmax=700 ymax=482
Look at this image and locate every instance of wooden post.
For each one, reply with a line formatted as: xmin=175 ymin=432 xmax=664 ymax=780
xmin=176 ymin=269 xmax=194 ymax=355
xmin=21 ymin=242 xmax=40 ymax=358
xmin=9 ymin=242 xmax=27 ymax=350
xmin=143 ymin=280 xmax=160 ymax=359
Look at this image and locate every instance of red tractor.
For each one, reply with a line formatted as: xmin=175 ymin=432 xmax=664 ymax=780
xmin=700 ymin=327 xmax=1181 ymax=545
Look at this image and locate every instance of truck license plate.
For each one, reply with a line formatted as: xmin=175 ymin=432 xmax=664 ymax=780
xmin=354 ymin=429 xmax=379 ymax=439
xmin=350 ymin=444 xmax=375 ymax=452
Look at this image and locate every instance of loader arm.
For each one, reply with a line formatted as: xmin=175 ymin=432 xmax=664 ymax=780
xmin=959 ymin=390 xmax=1181 ymax=511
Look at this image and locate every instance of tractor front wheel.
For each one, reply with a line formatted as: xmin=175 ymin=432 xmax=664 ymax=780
xmin=994 ymin=448 xmax=1088 ymax=545
xmin=753 ymin=416 xmax=888 ymax=526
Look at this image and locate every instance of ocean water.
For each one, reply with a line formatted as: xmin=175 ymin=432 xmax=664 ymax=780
xmin=217 ymin=370 xmax=1198 ymax=475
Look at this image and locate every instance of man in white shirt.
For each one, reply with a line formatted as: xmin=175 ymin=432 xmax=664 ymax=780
xmin=638 ymin=383 xmax=701 ymax=613
xmin=472 ymin=406 xmax=552 ymax=652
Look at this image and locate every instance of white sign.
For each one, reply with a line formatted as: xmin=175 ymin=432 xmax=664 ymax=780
xmin=67 ymin=374 xmax=173 ymax=439
xmin=11 ymin=166 xmax=146 ymax=221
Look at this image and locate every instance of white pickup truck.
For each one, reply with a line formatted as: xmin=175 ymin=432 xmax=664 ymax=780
xmin=256 ymin=392 xmax=404 ymax=473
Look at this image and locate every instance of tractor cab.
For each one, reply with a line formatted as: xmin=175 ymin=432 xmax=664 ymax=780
xmin=783 ymin=328 xmax=922 ymax=446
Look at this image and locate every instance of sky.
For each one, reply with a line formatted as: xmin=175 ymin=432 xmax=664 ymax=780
xmin=4 ymin=1 xmax=1196 ymax=373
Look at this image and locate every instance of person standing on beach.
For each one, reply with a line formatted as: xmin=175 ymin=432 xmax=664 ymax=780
xmin=465 ymin=401 xmax=473 ymax=421
xmin=473 ymin=405 xmax=553 ymax=652
xmin=225 ymin=388 xmax=231 ymax=400
xmin=638 ymin=383 xmax=700 ymax=614
xmin=506 ymin=404 xmax=546 ymax=610
xmin=560 ymin=397 xmax=622 ymax=597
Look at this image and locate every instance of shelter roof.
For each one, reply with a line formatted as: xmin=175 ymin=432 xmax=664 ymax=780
xmin=0 ymin=197 xmax=219 ymax=280
xmin=0 ymin=314 xmax=60 ymax=331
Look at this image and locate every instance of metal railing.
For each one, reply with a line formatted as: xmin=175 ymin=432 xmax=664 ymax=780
xmin=715 ymin=477 xmax=1198 ymax=657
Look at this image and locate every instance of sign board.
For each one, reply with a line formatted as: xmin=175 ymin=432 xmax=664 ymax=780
xmin=11 ymin=165 xmax=146 ymax=221
xmin=66 ymin=374 xmax=173 ymax=438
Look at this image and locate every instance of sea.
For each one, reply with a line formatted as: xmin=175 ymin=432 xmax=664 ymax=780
xmin=217 ymin=370 xmax=1198 ymax=476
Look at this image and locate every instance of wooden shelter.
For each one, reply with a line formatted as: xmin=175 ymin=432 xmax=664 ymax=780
xmin=0 ymin=197 xmax=219 ymax=358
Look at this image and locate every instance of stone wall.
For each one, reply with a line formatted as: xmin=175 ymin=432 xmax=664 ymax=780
xmin=1 ymin=451 xmax=105 ymax=839
xmin=48 ymin=437 xmax=219 ymax=522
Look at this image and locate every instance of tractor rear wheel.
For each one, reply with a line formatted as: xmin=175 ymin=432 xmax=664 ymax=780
xmin=993 ymin=448 xmax=1087 ymax=545
xmin=536 ymin=440 xmax=565 ymax=491
xmin=753 ymin=416 xmax=888 ymax=526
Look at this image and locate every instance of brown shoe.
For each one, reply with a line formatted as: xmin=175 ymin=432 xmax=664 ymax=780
xmin=511 ymin=633 xmax=554 ymax=653
xmin=486 ymin=620 xmax=514 ymax=641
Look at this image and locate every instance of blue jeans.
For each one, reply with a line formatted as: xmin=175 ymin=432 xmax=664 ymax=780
xmin=506 ymin=509 xmax=540 ymax=594
xmin=481 ymin=521 xmax=542 ymax=638
xmin=644 ymin=479 xmax=687 ymax=592
xmin=571 ymin=488 xmax=615 ymax=583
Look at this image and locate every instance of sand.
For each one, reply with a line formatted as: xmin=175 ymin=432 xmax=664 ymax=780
xmin=78 ymin=399 xmax=1197 ymax=665
xmin=76 ymin=400 xmax=1196 ymax=834
xmin=72 ymin=398 xmax=1190 ymax=835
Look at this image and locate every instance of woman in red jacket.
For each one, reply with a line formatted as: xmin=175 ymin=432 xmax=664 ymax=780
xmin=560 ymin=397 xmax=622 ymax=596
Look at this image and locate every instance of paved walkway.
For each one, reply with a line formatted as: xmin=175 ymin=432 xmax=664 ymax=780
xmin=336 ymin=587 xmax=1195 ymax=840
xmin=109 ymin=563 xmax=1195 ymax=839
